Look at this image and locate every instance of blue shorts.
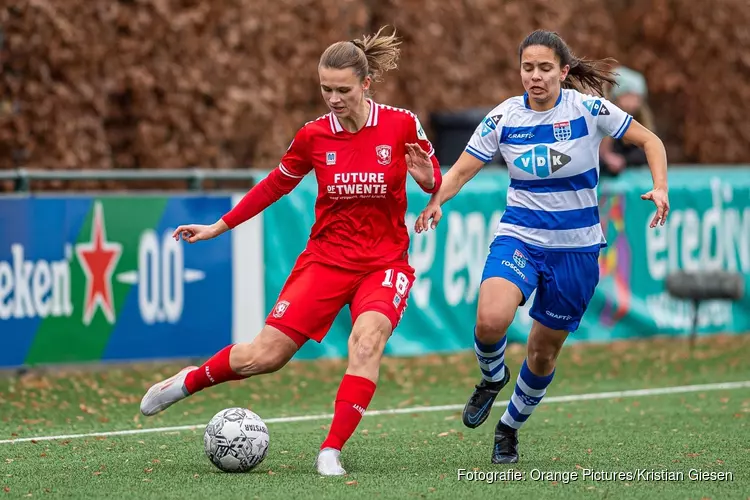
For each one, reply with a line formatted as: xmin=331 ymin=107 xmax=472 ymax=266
xmin=481 ymin=236 xmax=600 ymax=332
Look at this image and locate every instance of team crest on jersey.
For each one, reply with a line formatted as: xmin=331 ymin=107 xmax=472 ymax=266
xmin=272 ymin=300 xmax=290 ymax=318
xmin=553 ymin=121 xmax=572 ymax=142
xmin=326 ymin=152 xmax=337 ymax=165
xmin=376 ymin=145 xmax=392 ymax=165
xmin=513 ymin=249 xmax=527 ymax=268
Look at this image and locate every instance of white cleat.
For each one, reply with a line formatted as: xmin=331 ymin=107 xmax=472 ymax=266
xmin=140 ymin=366 xmax=197 ymax=416
xmin=315 ymin=448 xmax=347 ymax=476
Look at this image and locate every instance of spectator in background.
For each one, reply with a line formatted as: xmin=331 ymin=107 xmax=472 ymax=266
xmin=599 ymin=66 xmax=655 ymax=176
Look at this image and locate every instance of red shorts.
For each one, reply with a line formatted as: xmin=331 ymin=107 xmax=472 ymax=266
xmin=265 ymin=251 xmax=415 ymax=347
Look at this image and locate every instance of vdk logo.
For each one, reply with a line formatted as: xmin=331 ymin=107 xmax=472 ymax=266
xmin=480 ymin=114 xmax=502 ymax=137
xmin=513 ymin=145 xmax=571 ymax=178
xmin=583 ymin=99 xmax=610 ymax=116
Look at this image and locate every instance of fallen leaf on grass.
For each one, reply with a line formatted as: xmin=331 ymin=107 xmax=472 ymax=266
xmin=79 ymin=404 xmax=96 ymax=415
xmin=345 ymin=481 xmax=357 ymax=486
xmin=144 ymin=468 xmax=153 ymax=473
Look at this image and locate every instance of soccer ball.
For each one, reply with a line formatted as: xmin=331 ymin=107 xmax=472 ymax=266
xmin=203 ymin=407 xmax=270 ymax=473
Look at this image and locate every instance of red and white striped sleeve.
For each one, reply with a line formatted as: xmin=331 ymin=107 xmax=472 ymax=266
xmin=277 ymin=125 xmax=314 ymax=179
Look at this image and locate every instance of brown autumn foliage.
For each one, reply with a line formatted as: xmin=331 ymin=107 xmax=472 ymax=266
xmin=0 ymin=0 xmax=748 ymax=181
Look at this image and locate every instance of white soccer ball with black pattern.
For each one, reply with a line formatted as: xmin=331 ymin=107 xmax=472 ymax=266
xmin=203 ymin=407 xmax=269 ymax=473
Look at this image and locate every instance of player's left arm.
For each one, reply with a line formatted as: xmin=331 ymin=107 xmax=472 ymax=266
xmin=404 ymin=113 xmax=442 ymax=193
xmin=596 ymin=97 xmax=669 ymax=227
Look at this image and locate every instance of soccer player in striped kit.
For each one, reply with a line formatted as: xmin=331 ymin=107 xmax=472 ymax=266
xmin=415 ymin=30 xmax=670 ymax=463
xmin=139 ymin=27 xmax=442 ymax=476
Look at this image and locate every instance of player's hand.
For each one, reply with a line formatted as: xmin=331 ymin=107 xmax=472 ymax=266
xmin=415 ymin=202 xmax=442 ymax=233
xmin=405 ymin=143 xmax=434 ymax=189
xmin=641 ymin=187 xmax=670 ymax=228
xmin=172 ymin=220 xmax=228 ymax=243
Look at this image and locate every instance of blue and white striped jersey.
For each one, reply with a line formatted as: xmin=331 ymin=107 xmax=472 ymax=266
xmin=466 ymin=89 xmax=633 ymax=252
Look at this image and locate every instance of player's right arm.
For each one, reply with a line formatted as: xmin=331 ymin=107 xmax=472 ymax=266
xmin=173 ymin=126 xmax=313 ymax=243
xmin=415 ymin=108 xmax=503 ymax=232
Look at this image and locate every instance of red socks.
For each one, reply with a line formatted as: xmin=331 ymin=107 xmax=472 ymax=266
xmin=184 ymin=345 xmax=245 ymax=394
xmin=321 ymin=374 xmax=377 ymax=451
xmin=183 ymin=348 xmax=377 ymax=453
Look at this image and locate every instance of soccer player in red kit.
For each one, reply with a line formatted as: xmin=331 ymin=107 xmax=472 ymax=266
xmin=139 ymin=26 xmax=442 ymax=476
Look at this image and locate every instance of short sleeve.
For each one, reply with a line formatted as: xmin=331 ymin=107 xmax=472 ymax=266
xmin=465 ymin=109 xmax=505 ymax=163
xmin=278 ymin=125 xmax=313 ymax=179
xmin=586 ymin=97 xmax=633 ymax=140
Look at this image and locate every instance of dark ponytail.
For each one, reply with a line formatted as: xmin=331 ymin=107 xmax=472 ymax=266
xmin=519 ymin=30 xmax=618 ymax=97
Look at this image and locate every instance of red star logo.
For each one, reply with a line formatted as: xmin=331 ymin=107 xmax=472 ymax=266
xmin=75 ymin=202 xmax=122 ymax=325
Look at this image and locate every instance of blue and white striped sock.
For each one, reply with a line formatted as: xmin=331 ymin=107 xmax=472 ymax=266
xmin=474 ymin=330 xmax=506 ymax=383
xmin=500 ymin=358 xmax=555 ymax=430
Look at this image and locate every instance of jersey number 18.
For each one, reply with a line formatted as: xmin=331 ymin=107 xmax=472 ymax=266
xmin=382 ymin=269 xmax=410 ymax=297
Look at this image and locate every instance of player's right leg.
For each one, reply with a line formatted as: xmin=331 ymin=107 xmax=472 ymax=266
xmin=317 ymin=265 xmax=414 ymax=476
xmin=462 ymin=236 xmax=538 ymax=429
xmin=141 ymin=251 xmax=350 ymax=417
xmin=140 ymin=325 xmax=300 ymax=416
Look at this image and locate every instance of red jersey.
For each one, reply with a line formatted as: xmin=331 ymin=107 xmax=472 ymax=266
xmin=276 ymin=101 xmax=441 ymax=271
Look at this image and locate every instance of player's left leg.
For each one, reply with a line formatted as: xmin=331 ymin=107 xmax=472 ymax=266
xmin=492 ymin=250 xmax=600 ymax=464
xmin=316 ymin=265 xmax=413 ymax=476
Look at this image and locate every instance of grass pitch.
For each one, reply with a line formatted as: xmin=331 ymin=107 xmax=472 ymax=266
xmin=2 ymin=334 xmax=749 ymax=499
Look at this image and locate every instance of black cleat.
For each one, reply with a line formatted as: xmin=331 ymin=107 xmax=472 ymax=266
xmin=462 ymin=367 xmax=511 ymax=429
xmin=492 ymin=421 xmax=519 ymax=464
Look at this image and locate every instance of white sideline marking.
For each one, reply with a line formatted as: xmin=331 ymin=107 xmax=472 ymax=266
xmin=2 ymin=380 xmax=748 ymax=445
